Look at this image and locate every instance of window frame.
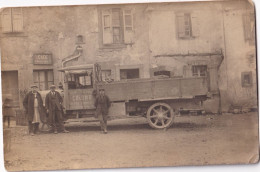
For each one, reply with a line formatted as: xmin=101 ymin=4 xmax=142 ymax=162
xmin=241 ymin=71 xmax=253 ymax=87
xmin=120 ymin=68 xmax=140 ymax=80
xmin=99 ymin=6 xmax=134 ymax=49
xmin=192 ymin=65 xmax=207 ymax=77
xmin=66 ymin=73 xmax=94 ymax=90
xmin=243 ymin=13 xmax=255 ymax=45
xmin=101 ymin=69 xmax=113 ymax=82
xmin=1 ymin=8 xmax=23 ymax=33
xmin=176 ymin=12 xmax=199 ymax=39
xmin=33 ymin=69 xmax=54 ymax=91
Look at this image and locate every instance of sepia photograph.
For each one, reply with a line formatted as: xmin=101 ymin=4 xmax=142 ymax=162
xmin=0 ymin=0 xmax=259 ymax=171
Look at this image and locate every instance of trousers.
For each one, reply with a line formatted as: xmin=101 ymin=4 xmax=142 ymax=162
xmin=49 ymin=110 xmax=65 ymax=131
xmin=98 ymin=112 xmax=108 ymax=131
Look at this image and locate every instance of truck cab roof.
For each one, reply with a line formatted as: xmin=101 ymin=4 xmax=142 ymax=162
xmin=59 ymin=64 xmax=94 ymax=72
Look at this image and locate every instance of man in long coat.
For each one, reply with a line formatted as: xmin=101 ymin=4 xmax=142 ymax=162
xmin=95 ymin=88 xmax=111 ymax=134
xmin=45 ymin=85 xmax=69 ymax=134
xmin=23 ymin=85 xmax=45 ymax=136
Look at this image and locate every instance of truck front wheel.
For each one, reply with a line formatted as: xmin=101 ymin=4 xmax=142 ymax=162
xmin=146 ymin=102 xmax=174 ymax=129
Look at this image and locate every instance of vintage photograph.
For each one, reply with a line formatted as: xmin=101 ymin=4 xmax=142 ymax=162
xmin=0 ymin=0 xmax=259 ymax=171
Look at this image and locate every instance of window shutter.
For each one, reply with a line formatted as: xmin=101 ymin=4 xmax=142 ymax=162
xmin=243 ymin=14 xmax=255 ymax=41
xmin=12 ymin=8 xmax=23 ymax=32
xmin=243 ymin=14 xmax=251 ymax=40
xmin=123 ymin=9 xmax=134 ymax=44
xmin=191 ymin=12 xmax=199 ymax=37
xmin=176 ymin=13 xmax=185 ymax=38
xmin=1 ymin=8 xmax=12 ymax=33
xmin=102 ymin=10 xmax=113 ymax=44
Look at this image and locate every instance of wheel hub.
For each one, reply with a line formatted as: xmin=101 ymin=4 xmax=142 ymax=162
xmin=157 ymin=112 xmax=164 ymax=120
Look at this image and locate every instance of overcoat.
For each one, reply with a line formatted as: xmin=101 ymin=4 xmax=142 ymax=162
xmin=23 ymin=91 xmax=46 ymax=122
xmin=95 ymin=95 xmax=111 ymax=115
xmin=45 ymin=91 xmax=63 ymax=123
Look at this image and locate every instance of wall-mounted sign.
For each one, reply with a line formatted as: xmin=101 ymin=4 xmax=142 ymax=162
xmin=33 ymin=54 xmax=53 ymax=65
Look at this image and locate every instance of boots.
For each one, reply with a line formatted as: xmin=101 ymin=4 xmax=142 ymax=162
xmin=104 ymin=120 xmax=108 ymax=134
xmin=34 ymin=123 xmax=40 ymax=134
xmin=103 ymin=123 xmax=108 ymax=134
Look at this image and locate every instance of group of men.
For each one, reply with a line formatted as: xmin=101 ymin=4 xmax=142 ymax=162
xmin=23 ymin=84 xmax=111 ymax=135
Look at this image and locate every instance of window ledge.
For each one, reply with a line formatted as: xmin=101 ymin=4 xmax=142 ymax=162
xmin=178 ymin=36 xmax=197 ymax=40
xmin=99 ymin=44 xmax=127 ymax=50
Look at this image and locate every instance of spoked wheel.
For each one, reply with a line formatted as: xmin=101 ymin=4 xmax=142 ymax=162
xmin=147 ymin=102 xmax=174 ymax=129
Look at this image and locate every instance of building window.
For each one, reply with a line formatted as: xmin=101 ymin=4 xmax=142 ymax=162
xmin=66 ymin=71 xmax=93 ymax=89
xmin=101 ymin=70 xmax=113 ymax=82
xmin=154 ymin=70 xmax=171 ymax=77
xmin=241 ymin=71 xmax=253 ymax=87
xmin=120 ymin=69 xmax=139 ymax=80
xmin=33 ymin=70 xmax=54 ymax=91
xmin=101 ymin=8 xmax=134 ymax=46
xmin=1 ymin=8 xmax=23 ymax=33
xmin=192 ymin=65 xmax=207 ymax=77
xmin=176 ymin=12 xmax=199 ymax=39
xmin=243 ymin=13 xmax=255 ymax=44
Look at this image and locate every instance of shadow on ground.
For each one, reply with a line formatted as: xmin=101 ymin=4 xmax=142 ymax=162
xmin=63 ymin=122 xmax=208 ymax=132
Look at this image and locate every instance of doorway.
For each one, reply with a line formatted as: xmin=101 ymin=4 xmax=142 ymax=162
xmin=2 ymin=71 xmax=19 ymax=108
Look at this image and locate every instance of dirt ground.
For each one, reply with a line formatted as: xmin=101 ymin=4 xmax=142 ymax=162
xmin=3 ymin=112 xmax=259 ymax=171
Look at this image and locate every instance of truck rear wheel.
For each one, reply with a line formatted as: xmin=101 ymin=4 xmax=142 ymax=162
xmin=146 ymin=102 xmax=174 ymax=129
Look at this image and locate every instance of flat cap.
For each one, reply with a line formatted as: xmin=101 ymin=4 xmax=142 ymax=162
xmin=31 ymin=84 xmax=38 ymax=88
xmin=50 ymin=85 xmax=56 ymax=88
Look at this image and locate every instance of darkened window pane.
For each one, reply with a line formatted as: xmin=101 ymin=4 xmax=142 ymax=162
xmin=113 ymin=27 xmax=120 ymax=43
xmin=192 ymin=65 xmax=207 ymax=77
xmin=154 ymin=70 xmax=170 ymax=77
xmin=241 ymin=71 xmax=253 ymax=87
xmin=120 ymin=69 xmax=139 ymax=80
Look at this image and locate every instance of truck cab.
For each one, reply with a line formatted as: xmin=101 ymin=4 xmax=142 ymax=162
xmin=59 ymin=64 xmax=102 ymax=118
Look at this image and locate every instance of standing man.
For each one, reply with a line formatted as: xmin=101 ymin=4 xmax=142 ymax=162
xmin=23 ymin=85 xmax=45 ymax=136
xmin=45 ymin=85 xmax=69 ymax=134
xmin=95 ymin=88 xmax=111 ymax=134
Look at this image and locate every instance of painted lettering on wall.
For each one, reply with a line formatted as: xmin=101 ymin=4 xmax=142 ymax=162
xmin=33 ymin=54 xmax=53 ymax=65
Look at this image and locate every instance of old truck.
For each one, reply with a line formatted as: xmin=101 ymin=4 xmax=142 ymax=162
xmin=51 ymin=62 xmax=212 ymax=129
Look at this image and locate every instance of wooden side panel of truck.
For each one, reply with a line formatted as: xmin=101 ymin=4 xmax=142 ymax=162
xmin=97 ymin=77 xmax=208 ymax=102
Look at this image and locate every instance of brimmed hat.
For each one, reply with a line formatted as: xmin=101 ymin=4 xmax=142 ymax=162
xmin=50 ymin=85 xmax=56 ymax=88
xmin=31 ymin=84 xmax=38 ymax=88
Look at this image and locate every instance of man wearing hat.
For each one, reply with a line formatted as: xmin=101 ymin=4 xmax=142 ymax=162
xmin=95 ymin=87 xmax=111 ymax=134
xmin=45 ymin=85 xmax=69 ymax=134
xmin=23 ymin=85 xmax=45 ymax=136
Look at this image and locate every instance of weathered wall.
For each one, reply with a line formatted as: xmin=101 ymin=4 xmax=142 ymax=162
xmin=0 ymin=0 xmax=257 ymax=112
xmin=1 ymin=4 xmax=150 ymax=88
xmin=219 ymin=0 xmax=257 ymax=111
xmin=148 ymin=2 xmax=224 ymax=56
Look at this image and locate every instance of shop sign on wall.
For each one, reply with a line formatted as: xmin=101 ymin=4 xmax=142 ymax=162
xmin=33 ymin=54 xmax=53 ymax=65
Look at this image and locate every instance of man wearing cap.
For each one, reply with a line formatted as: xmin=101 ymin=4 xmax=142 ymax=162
xmin=23 ymin=85 xmax=45 ymax=136
xmin=45 ymin=85 xmax=69 ymax=134
xmin=95 ymin=88 xmax=111 ymax=134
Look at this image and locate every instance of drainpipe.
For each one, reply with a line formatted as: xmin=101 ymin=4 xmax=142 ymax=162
xmin=61 ymin=45 xmax=83 ymax=110
xmin=61 ymin=45 xmax=83 ymax=68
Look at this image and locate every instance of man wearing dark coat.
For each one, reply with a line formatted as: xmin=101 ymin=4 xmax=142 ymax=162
xmin=23 ymin=85 xmax=45 ymax=136
xmin=95 ymin=88 xmax=111 ymax=134
xmin=45 ymin=85 xmax=69 ymax=134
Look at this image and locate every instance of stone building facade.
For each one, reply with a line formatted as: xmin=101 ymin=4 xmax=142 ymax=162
xmin=0 ymin=0 xmax=256 ymax=113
